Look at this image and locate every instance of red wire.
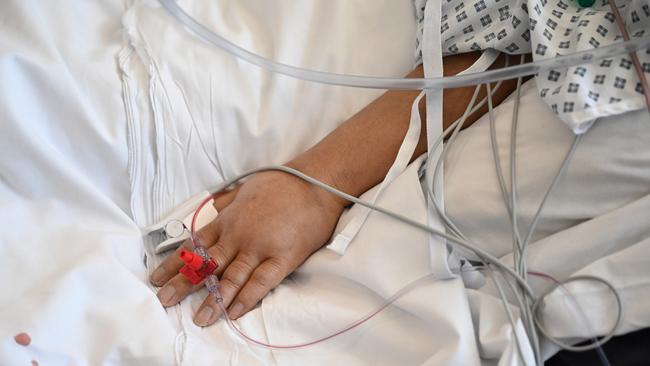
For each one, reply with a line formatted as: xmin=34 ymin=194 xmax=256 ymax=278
xmin=527 ymin=270 xmax=559 ymax=284
xmin=219 ymin=292 xmax=401 ymax=349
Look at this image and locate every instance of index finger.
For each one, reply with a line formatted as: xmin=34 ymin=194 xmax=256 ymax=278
xmin=150 ymin=223 xmax=221 ymax=286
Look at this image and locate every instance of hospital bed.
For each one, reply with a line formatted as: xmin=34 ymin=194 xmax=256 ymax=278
xmin=1 ymin=0 xmax=649 ymax=365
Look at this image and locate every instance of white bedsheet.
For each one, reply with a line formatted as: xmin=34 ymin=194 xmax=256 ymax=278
xmin=2 ymin=0 xmax=649 ymax=365
xmin=0 ymin=1 xmax=176 ymax=365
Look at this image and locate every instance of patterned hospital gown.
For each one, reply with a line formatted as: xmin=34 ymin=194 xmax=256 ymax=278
xmin=414 ymin=0 xmax=650 ymax=133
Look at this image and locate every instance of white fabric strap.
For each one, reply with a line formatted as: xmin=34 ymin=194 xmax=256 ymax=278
xmin=423 ymin=48 xmax=501 ymax=278
xmin=457 ymin=49 xmax=500 ymax=76
xmin=327 ymin=90 xmax=426 ymax=254
xmin=421 ymin=0 xmax=454 ymax=279
xmin=327 ymin=7 xmax=499 ymax=259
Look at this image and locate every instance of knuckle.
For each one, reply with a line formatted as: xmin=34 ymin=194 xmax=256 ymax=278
xmin=221 ymin=260 xmax=254 ymax=288
xmin=195 ymin=230 xmax=213 ymax=246
xmin=208 ymin=242 xmax=230 ymax=267
xmin=228 ymin=260 xmax=255 ymax=279
xmin=252 ymin=260 xmax=285 ymax=289
xmin=250 ymin=272 xmax=272 ymax=290
xmin=266 ymin=258 xmax=286 ymax=276
xmin=220 ymin=277 xmax=243 ymax=292
xmin=195 ymin=222 xmax=220 ymax=245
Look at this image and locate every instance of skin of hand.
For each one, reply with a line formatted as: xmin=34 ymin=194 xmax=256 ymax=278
xmin=150 ymin=171 xmax=345 ymax=326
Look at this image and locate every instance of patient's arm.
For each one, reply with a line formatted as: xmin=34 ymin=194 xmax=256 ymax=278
xmin=150 ymin=52 xmax=522 ymax=326
xmin=289 ymin=52 xmax=520 ymax=207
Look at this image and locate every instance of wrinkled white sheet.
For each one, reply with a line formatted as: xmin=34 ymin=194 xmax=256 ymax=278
xmin=2 ymin=0 xmax=650 ymax=365
xmin=0 ymin=1 xmax=177 ymax=365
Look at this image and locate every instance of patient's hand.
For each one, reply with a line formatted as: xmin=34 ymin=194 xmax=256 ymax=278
xmin=150 ymin=55 xmax=522 ymax=327
xmin=150 ymin=171 xmax=344 ymax=326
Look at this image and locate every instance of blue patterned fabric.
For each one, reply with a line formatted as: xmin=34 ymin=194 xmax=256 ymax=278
xmin=415 ymin=0 xmax=650 ymax=133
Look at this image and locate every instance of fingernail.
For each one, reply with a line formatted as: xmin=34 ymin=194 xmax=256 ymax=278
xmin=151 ymin=267 xmax=166 ymax=284
xmin=229 ymin=303 xmax=244 ymax=320
xmin=194 ymin=306 xmax=214 ymax=326
xmin=157 ymin=285 xmax=176 ymax=305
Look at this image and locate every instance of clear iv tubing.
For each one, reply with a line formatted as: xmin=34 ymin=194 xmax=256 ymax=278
xmin=158 ymin=0 xmax=650 ymax=90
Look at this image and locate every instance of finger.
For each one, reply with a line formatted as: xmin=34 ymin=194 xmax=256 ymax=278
xmin=155 ymin=241 xmax=238 ymax=307
xmin=227 ymin=258 xmax=286 ymax=320
xmin=193 ymin=293 xmax=222 ymax=327
xmin=215 ymin=253 xmax=261 ymax=316
xmin=150 ymin=223 xmax=221 ymax=287
xmin=156 ymin=271 xmax=204 ymax=307
xmin=191 ymin=244 xmax=248 ymax=324
xmin=150 ymin=240 xmax=193 ymax=287
xmin=194 ymin=256 xmax=268 ymax=327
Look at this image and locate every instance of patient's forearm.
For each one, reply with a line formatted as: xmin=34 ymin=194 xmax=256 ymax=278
xmin=288 ymin=52 xmax=520 ymax=207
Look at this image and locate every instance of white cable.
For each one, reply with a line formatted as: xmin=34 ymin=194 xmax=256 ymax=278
xmin=429 ymin=84 xmax=483 ymax=240
xmin=423 ymin=76 xmax=536 ymax=363
xmin=552 ymin=276 xmax=614 ymax=366
xmin=517 ymin=134 xmax=583 ymax=275
xmin=202 ymin=152 xmax=621 ymax=360
xmin=420 ymin=54 xmax=591 ymax=364
xmin=510 ymin=69 xmax=524 ymax=275
xmin=208 ymin=162 xmax=623 ymax=356
xmin=207 ymin=164 xmax=536 ymax=297
xmin=532 ymin=275 xmax=622 ymax=352
xmin=491 ymin=271 xmax=528 ymax=365
xmin=487 ymin=82 xmax=512 ymax=215
xmin=420 ymin=73 xmax=509 ymax=240
xmin=501 ymin=267 xmax=540 ymax=359
xmin=508 ymin=68 xmax=543 ymax=364
xmin=486 ymin=73 xmax=543 ymax=363
xmin=420 ymin=52 xmax=541 ymax=362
